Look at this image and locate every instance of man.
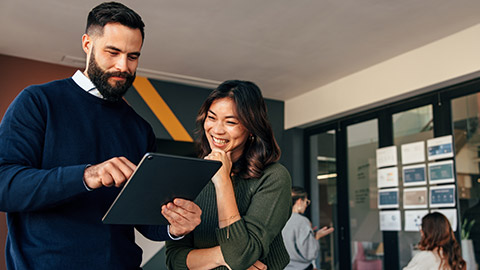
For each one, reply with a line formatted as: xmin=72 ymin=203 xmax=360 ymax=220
xmin=0 ymin=2 xmax=201 ymax=269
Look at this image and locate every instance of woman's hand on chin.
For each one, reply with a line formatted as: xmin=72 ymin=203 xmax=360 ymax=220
xmin=205 ymin=149 xmax=232 ymax=186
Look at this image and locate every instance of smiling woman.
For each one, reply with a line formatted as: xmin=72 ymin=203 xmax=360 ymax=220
xmin=203 ymin=97 xmax=250 ymax=163
xmin=166 ymin=80 xmax=292 ymax=270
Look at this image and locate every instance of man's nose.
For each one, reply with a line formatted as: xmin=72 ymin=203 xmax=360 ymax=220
xmin=114 ymin=55 xmax=129 ymax=73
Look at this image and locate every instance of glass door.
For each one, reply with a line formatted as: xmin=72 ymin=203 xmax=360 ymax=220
xmin=309 ymin=130 xmax=338 ymax=269
xmin=452 ymin=93 xmax=480 ymax=269
xmin=347 ymin=119 xmax=384 ymax=270
xmin=392 ymin=105 xmax=434 ymax=268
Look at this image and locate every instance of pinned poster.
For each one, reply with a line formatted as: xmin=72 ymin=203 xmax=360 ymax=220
xmin=404 ymin=210 xmax=429 ymax=231
xmin=430 ymin=185 xmax=456 ymax=208
xmin=428 ymin=160 xmax=455 ymax=184
xmin=402 ymin=164 xmax=427 ymax=187
xmin=427 ymin=135 xmax=453 ymax=161
xmin=376 ymin=146 xmax=397 ymax=168
xmin=401 ymin=141 xmax=425 ymax=165
xmin=403 ymin=187 xmax=428 ymax=209
xmin=431 ymin=208 xmax=458 ymax=232
xmin=378 ymin=188 xmax=399 ymax=209
xmin=377 ymin=167 xmax=399 ymax=188
xmin=379 ymin=210 xmax=401 ymax=231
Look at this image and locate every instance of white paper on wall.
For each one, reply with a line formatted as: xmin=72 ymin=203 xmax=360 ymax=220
xmin=376 ymin=146 xmax=397 ymax=168
xmin=404 ymin=210 xmax=429 ymax=231
xmin=379 ymin=210 xmax=401 ymax=231
xmin=401 ymin=141 xmax=425 ymax=165
xmin=377 ymin=167 xmax=399 ymax=188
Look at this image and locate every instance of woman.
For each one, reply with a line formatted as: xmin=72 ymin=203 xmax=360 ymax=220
xmin=403 ymin=212 xmax=466 ymax=270
xmin=282 ymin=186 xmax=334 ymax=270
xmin=165 ymin=80 xmax=292 ymax=269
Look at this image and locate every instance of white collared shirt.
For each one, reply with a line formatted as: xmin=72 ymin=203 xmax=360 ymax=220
xmin=72 ymin=70 xmax=104 ymax=99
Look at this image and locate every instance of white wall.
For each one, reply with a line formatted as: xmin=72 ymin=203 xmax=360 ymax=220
xmin=285 ymin=23 xmax=480 ymax=129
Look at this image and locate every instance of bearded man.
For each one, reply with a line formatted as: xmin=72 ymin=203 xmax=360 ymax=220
xmin=0 ymin=2 xmax=201 ymax=269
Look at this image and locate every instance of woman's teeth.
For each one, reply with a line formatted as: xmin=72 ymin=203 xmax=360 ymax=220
xmin=213 ymin=136 xmax=227 ymax=144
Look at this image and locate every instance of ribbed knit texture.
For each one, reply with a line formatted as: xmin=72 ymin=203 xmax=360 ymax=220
xmin=166 ymin=162 xmax=292 ymax=270
xmin=0 ymin=78 xmax=168 ymax=269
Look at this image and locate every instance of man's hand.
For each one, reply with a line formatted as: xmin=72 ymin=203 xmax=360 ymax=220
xmin=162 ymin=198 xmax=202 ymax=237
xmin=83 ymin=157 xmax=136 ymax=189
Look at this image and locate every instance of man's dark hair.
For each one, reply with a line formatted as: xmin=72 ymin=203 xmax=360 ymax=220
xmin=86 ymin=2 xmax=145 ymax=41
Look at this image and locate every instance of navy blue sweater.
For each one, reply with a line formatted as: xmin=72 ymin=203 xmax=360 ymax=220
xmin=0 ymin=78 xmax=169 ymax=269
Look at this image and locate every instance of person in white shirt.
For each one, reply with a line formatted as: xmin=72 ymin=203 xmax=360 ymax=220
xmin=403 ymin=212 xmax=465 ymax=270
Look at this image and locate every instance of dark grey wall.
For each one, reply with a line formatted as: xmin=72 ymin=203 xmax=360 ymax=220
xmin=281 ymin=128 xmax=305 ymax=187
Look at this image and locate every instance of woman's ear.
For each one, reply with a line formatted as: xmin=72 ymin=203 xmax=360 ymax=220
xmin=293 ymin=198 xmax=302 ymax=207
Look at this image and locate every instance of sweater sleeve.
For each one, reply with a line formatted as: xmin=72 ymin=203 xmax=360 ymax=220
xmin=0 ymin=88 xmax=88 ymax=212
xmin=216 ymin=163 xmax=292 ymax=269
xmin=294 ymin=218 xmax=320 ymax=261
xmin=135 ymin=225 xmax=170 ymax=241
xmin=165 ymin=230 xmax=195 ymax=270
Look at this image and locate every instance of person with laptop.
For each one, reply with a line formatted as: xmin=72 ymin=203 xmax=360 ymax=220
xmin=165 ymin=80 xmax=292 ymax=269
xmin=0 ymin=2 xmax=201 ymax=269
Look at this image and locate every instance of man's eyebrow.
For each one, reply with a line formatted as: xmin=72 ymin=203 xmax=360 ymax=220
xmin=105 ymin=46 xmax=122 ymax=52
xmin=105 ymin=46 xmax=141 ymax=57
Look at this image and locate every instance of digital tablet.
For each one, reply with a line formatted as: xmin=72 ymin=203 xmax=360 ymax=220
xmin=102 ymin=152 xmax=221 ymax=225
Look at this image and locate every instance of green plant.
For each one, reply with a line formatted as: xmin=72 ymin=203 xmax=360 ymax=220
xmin=461 ymin=218 xmax=475 ymax=240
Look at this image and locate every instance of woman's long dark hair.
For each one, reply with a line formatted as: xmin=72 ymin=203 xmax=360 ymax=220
xmin=419 ymin=212 xmax=465 ymax=270
xmin=195 ymin=80 xmax=281 ymax=179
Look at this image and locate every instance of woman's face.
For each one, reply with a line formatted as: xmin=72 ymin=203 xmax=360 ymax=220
xmin=295 ymin=197 xmax=310 ymax=214
xmin=204 ymin=97 xmax=250 ymax=162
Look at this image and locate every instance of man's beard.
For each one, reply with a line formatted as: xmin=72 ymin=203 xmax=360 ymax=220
xmin=87 ymin=52 xmax=136 ymax=102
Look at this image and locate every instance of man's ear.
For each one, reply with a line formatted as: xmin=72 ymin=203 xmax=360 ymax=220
xmin=82 ymin=34 xmax=92 ymax=55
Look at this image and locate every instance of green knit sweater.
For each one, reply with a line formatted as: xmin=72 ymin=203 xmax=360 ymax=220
xmin=165 ymin=162 xmax=292 ymax=270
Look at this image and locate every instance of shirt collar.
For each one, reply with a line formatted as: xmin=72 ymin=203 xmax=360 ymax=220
xmin=72 ymin=70 xmax=104 ymax=99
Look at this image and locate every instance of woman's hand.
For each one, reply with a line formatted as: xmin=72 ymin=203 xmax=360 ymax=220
xmin=204 ymin=149 xmax=232 ymax=186
xmin=247 ymin=260 xmax=267 ymax=270
xmin=314 ymin=226 xmax=334 ymax=240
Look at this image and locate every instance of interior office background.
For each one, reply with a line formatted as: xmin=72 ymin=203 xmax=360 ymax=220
xmin=1 ymin=21 xmax=480 ymax=270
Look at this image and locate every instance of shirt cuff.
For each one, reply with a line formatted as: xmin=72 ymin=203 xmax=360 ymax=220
xmin=167 ymin=225 xmax=185 ymax=240
xmin=83 ymin=164 xmax=93 ymax=191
